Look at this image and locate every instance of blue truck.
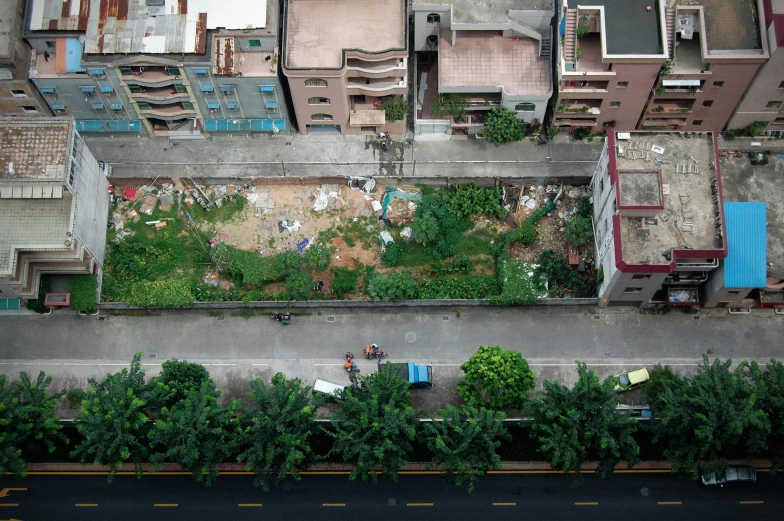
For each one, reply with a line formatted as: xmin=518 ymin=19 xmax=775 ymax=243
xmin=381 ymin=361 xmax=433 ymax=389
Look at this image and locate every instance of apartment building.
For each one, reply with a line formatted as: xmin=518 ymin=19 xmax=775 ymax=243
xmin=557 ymin=0 xmax=769 ymax=134
xmin=282 ymin=0 xmax=408 ymax=135
xmin=591 ymin=131 xmax=726 ymax=307
xmin=25 ymin=0 xmax=289 ymax=138
xmin=727 ymin=0 xmax=784 ymax=134
xmin=412 ymin=0 xmax=554 ymax=135
xmin=0 ymin=118 xmax=109 ymax=306
xmin=0 ymin=0 xmax=49 ymax=116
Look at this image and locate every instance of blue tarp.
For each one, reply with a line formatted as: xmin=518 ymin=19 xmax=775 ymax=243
xmin=207 ymin=102 xmax=220 ymax=109
xmin=75 ymin=120 xmax=141 ymax=132
xmin=101 ymin=85 xmax=114 ymax=93
xmin=39 ymin=87 xmax=55 ymax=93
xmin=65 ymin=38 xmax=86 ymax=73
xmin=723 ymin=202 xmax=767 ymax=288
xmin=259 ymin=85 xmax=274 ymax=93
xmin=201 ymin=85 xmax=214 ymax=92
xmin=203 ymin=119 xmax=286 ymax=132
xmin=193 ymin=68 xmax=208 ymax=74
xmin=226 ymin=102 xmax=239 ymax=109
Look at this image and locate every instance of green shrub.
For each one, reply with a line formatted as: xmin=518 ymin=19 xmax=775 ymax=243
xmin=428 ymin=256 xmax=474 ymax=276
xmin=220 ymin=245 xmax=300 ymax=286
xmin=576 ymin=197 xmax=592 ymax=218
xmin=447 ymin=184 xmax=504 ymax=220
xmin=511 ymin=221 xmax=537 ymax=245
xmin=66 ymin=389 xmax=86 ymax=409
xmin=382 ymin=242 xmax=401 ymax=266
xmin=536 ymin=250 xmax=588 ymax=297
xmin=564 ymin=215 xmax=593 ymax=246
xmin=482 ymin=107 xmax=526 ymax=146
xmin=381 ymin=96 xmax=409 ymax=121
xmin=332 ymin=267 xmax=360 ymax=297
xmin=126 ymin=280 xmax=194 ymax=308
xmin=69 ymin=274 xmax=98 ymax=314
xmin=492 ymin=256 xmax=546 ymax=306
xmin=366 ymin=272 xmax=419 ymax=301
xmin=411 ymin=188 xmax=469 ymax=260
xmin=418 ymin=275 xmax=500 ymax=299
xmin=285 ymin=270 xmax=313 ymax=300
xmin=304 ymin=244 xmax=332 ymax=272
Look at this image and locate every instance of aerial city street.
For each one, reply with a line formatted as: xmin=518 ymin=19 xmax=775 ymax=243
xmin=1 ymin=0 xmax=784 ymax=520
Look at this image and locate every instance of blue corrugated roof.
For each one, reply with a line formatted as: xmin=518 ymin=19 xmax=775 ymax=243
xmin=724 ymin=202 xmax=767 ymax=288
xmin=65 ymin=39 xmax=86 ymax=73
xmin=204 ymin=119 xmax=286 ymax=132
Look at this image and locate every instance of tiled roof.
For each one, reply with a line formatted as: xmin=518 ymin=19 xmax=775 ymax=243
xmin=723 ymin=202 xmax=767 ymax=289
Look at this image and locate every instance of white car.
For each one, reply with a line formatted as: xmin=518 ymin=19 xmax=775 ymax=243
xmin=701 ymin=465 xmax=757 ymax=486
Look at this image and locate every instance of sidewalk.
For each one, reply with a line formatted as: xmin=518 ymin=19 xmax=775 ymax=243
xmin=83 ymin=134 xmax=605 ymax=180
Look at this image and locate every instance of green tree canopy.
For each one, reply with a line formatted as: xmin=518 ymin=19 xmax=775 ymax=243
xmin=327 ymin=364 xmax=418 ymax=484
xmin=424 ymin=403 xmax=510 ymax=493
xmin=530 ymin=361 xmax=639 ymax=480
xmin=71 ymin=352 xmax=154 ymax=481
xmin=750 ymin=359 xmax=784 ymax=473
xmin=234 ymin=374 xmax=320 ymax=491
xmin=645 ymin=356 xmax=770 ymax=477
xmin=457 ymin=346 xmax=536 ymax=411
xmin=564 ymin=215 xmax=593 ymax=247
xmin=482 ymin=107 xmax=525 ymax=146
xmin=0 ymin=372 xmax=66 ymax=478
xmin=154 ymin=358 xmax=212 ymax=408
xmin=149 ymin=380 xmax=238 ymax=486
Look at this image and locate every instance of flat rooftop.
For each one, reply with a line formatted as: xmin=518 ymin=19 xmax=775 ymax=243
xmin=0 ymin=197 xmax=74 ymax=273
xmin=28 ymin=0 xmax=270 ymax=54
xmin=439 ymin=30 xmax=551 ymax=95
xmin=720 ymin=158 xmax=784 ymax=279
xmin=416 ymin=0 xmax=553 ymax=24
xmin=0 ymin=123 xmax=70 ymax=182
xmin=285 ymin=0 xmax=405 ymax=69
xmin=0 ymin=0 xmax=17 ymax=60
xmin=614 ymin=132 xmax=722 ymax=266
xmin=677 ymin=0 xmax=762 ymax=51
xmin=589 ymin=0 xmax=663 ymax=55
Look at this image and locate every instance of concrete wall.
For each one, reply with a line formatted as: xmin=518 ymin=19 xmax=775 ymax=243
xmin=412 ymin=5 xmax=452 ymax=52
xmin=71 ymin=130 xmax=109 ymax=265
xmin=702 ymin=261 xmax=754 ymax=308
xmin=727 ymin=39 xmax=784 ymax=131
xmin=509 ymin=10 xmax=553 ymax=31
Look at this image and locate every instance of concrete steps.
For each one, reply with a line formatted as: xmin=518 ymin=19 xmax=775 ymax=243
xmin=564 ymin=9 xmax=577 ymax=64
xmin=540 ymin=28 xmax=552 ymax=58
xmin=666 ymin=8 xmax=675 ymax=59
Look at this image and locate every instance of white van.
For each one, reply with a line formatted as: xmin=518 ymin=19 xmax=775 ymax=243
xmin=312 ymin=379 xmax=346 ymax=399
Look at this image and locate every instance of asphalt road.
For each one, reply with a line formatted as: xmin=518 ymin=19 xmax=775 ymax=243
xmin=0 ymin=471 xmax=779 ymax=521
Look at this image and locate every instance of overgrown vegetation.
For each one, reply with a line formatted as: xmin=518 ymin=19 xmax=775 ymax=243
xmin=431 ymin=93 xmax=469 ymax=122
xmin=68 ymin=274 xmax=98 ymax=314
xmin=381 ymin=96 xmax=408 ymax=122
xmin=537 ymin=250 xmax=588 ymax=298
xmin=724 ymin=120 xmax=768 ymax=140
xmin=482 ymin=107 xmax=526 ymax=146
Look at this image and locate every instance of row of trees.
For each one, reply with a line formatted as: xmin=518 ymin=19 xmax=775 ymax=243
xmin=2 ymin=349 xmax=783 ymax=493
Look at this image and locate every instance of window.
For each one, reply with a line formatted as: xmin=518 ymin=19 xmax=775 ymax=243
xmin=249 ymin=39 xmax=262 ymax=47
xmin=427 ymin=13 xmax=441 ymax=24
xmin=175 ymin=85 xmax=188 ymax=93
xmin=11 ymin=89 xmax=27 ymax=97
xmin=305 ymin=79 xmax=328 ymax=87
xmin=693 ymin=119 xmax=703 ymax=126
xmin=22 ymin=106 xmax=37 ymax=113
xmin=137 ymin=102 xmax=151 ymax=110
xmin=308 ymin=97 xmax=330 ymax=105
xmin=766 ymin=100 xmax=782 ymax=109
xmin=727 ymin=290 xmax=744 ymax=295
xmin=623 ymin=288 xmax=642 ymax=294
xmin=712 ymin=81 xmax=724 ymax=88
xmin=779 ymin=81 xmax=784 ymax=89
xmin=612 ymin=199 xmax=617 ymax=213
xmin=617 ymin=81 xmax=629 ymax=88
xmin=610 ymin=101 xmax=621 ymax=108
xmin=702 ymin=100 xmax=714 ymax=107
xmin=427 ymin=34 xmax=438 ymax=45
xmin=631 ymin=274 xmax=651 ymax=280
xmin=514 ymin=102 xmax=535 ymax=112
xmin=312 ymin=113 xmax=333 ymax=121
xmin=45 ymin=40 xmax=55 ymax=48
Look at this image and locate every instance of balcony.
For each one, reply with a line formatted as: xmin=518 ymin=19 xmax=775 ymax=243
xmin=647 ymin=100 xmax=694 ymax=115
xmin=653 ymin=87 xmax=701 ymax=98
xmin=136 ymin=102 xmax=196 ymax=118
xmin=121 ymin=66 xmax=183 ymax=86
xmin=664 ymin=271 xmax=708 ymax=285
xmin=676 ymin=259 xmax=719 ymax=271
xmin=463 ymin=94 xmax=502 ymax=110
xmin=346 ymin=77 xmax=406 ymax=94
xmin=129 ymin=85 xmax=190 ymax=101
xmin=556 ymin=99 xmax=601 ymax=117
xmin=346 ymin=57 xmax=406 ymax=77
xmin=560 ymin=80 xmax=609 ymax=93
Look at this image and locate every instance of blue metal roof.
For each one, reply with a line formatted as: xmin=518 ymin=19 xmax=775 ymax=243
xmin=75 ymin=120 xmax=141 ymax=132
xmin=65 ymin=39 xmax=86 ymax=73
xmin=204 ymin=119 xmax=286 ymax=132
xmin=723 ymin=202 xmax=767 ymax=288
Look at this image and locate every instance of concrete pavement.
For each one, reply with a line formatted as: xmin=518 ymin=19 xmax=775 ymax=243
xmin=84 ymin=134 xmax=604 ymax=180
xmin=2 ymin=306 xmax=782 ymax=416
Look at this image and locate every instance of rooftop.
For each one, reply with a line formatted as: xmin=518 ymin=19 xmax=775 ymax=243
xmin=723 ymin=202 xmax=767 ymax=289
xmin=613 ymin=131 xmax=722 ymax=266
xmin=438 ymin=30 xmax=551 ymax=95
xmin=0 ymin=123 xmax=70 ymax=182
xmin=588 ymin=0 xmax=664 ymax=55
xmin=720 ymin=155 xmax=784 ymax=279
xmin=416 ymin=0 xmax=553 ymax=24
xmin=27 ymin=0 xmax=270 ymax=54
xmin=0 ymin=0 xmax=18 ymax=61
xmin=284 ymin=0 xmax=406 ymax=69
xmin=676 ymin=0 xmax=762 ymax=51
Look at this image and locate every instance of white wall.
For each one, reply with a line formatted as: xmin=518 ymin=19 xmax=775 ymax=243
xmin=412 ymin=5 xmax=451 ymax=52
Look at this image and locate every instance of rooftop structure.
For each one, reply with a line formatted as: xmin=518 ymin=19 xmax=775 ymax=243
xmin=722 ymin=202 xmax=767 ymax=289
xmin=27 ymin=0 xmax=269 ymax=54
xmin=677 ymin=0 xmax=762 ymax=51
xmin=0 ymin=124 xmax=69 ymax=181
xmin=612 ymin=131 xmax=723 ymax=266
xmin=585 ymin=0 xmax=664 ymax=55
xmin=438 ymin=30 xmax=551 ymax=95
xmin=284 ymin=0 xmax=406 ymax=69
xmin=0 ymin=0 xmax=15 ymax=61
xmin=416 ymin=0 xmax=553 ymax=24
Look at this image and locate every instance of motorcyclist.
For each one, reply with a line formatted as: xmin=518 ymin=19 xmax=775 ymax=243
xmin=365 ymin=343 xmax=378 ymax=358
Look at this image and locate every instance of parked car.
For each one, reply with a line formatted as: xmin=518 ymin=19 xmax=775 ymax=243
xmin=612 ymin=367 xmax=650 ymax=392
xmin=701 ymin=465 xmax=757 ymax=486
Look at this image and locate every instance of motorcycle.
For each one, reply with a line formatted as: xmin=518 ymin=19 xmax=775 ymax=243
xmin=364 ymin=344 xmax=388 ymax=359
xmin=344 ymin=352 xmax=360 ymax=373
xmin=272 ymin=312 xmax=290 ymax=325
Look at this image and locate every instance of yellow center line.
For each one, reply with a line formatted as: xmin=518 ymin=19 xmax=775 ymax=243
xmin=322 ymin=503 xmax=346 ymax=507
xmin=493 ymin=502 xmax=517 ymax=506
xmin=154 ymin=503 xmax=179 ymax=507
xmin=75 ymin=503 xmax=98 ymax=507
xmin=740 ymin=500 xmax=764 ymax=505
xmin=0 ymin=503 xmax=19 ymax=507
xmin=407 ymin=502 xmax=434 ymax=507
xmin=238 ymin=503 xmax=263 ymax=507
xmin=575 ymin=502 xmax=599 ymax=506
xmin=658 ymin=501 xmax=682 ymax=505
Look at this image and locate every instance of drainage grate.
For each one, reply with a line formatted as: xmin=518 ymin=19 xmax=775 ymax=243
xmin=217 ymin=315 xmax=225 ymax=321
xmin=604 ymin=352 xmax=612 ymax=358
xmin=593 ymin=315 xmax=600 ymax=320
xmin=149 ymin=353 xmax=157 ymax=359
xmin=98 ymin=316 xmax=107 ymax=321
xmin=326 ymin=316 xmax=336 ymax=322
xmin=442 ymin=316 xmax=450 ymax=321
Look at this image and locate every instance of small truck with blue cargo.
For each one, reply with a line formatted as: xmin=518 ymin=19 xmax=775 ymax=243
xmin=381 ymin=361 xmax=433 ymax=389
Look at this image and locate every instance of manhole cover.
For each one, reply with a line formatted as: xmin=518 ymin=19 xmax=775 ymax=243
xmin=326 ymin=316 xmax=336 ymax=322
xmin=405 ymin=332 xmax=417 ymax=343
xmin=441 ymin=316 xmax=450 ymax=321
xmin=387 ymin=498 xmax=396 ymax=507
xmin=149 ymin=353 xmax=157 ymax=359
xmin=640 ymin=487 xmax=650 ymax=497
